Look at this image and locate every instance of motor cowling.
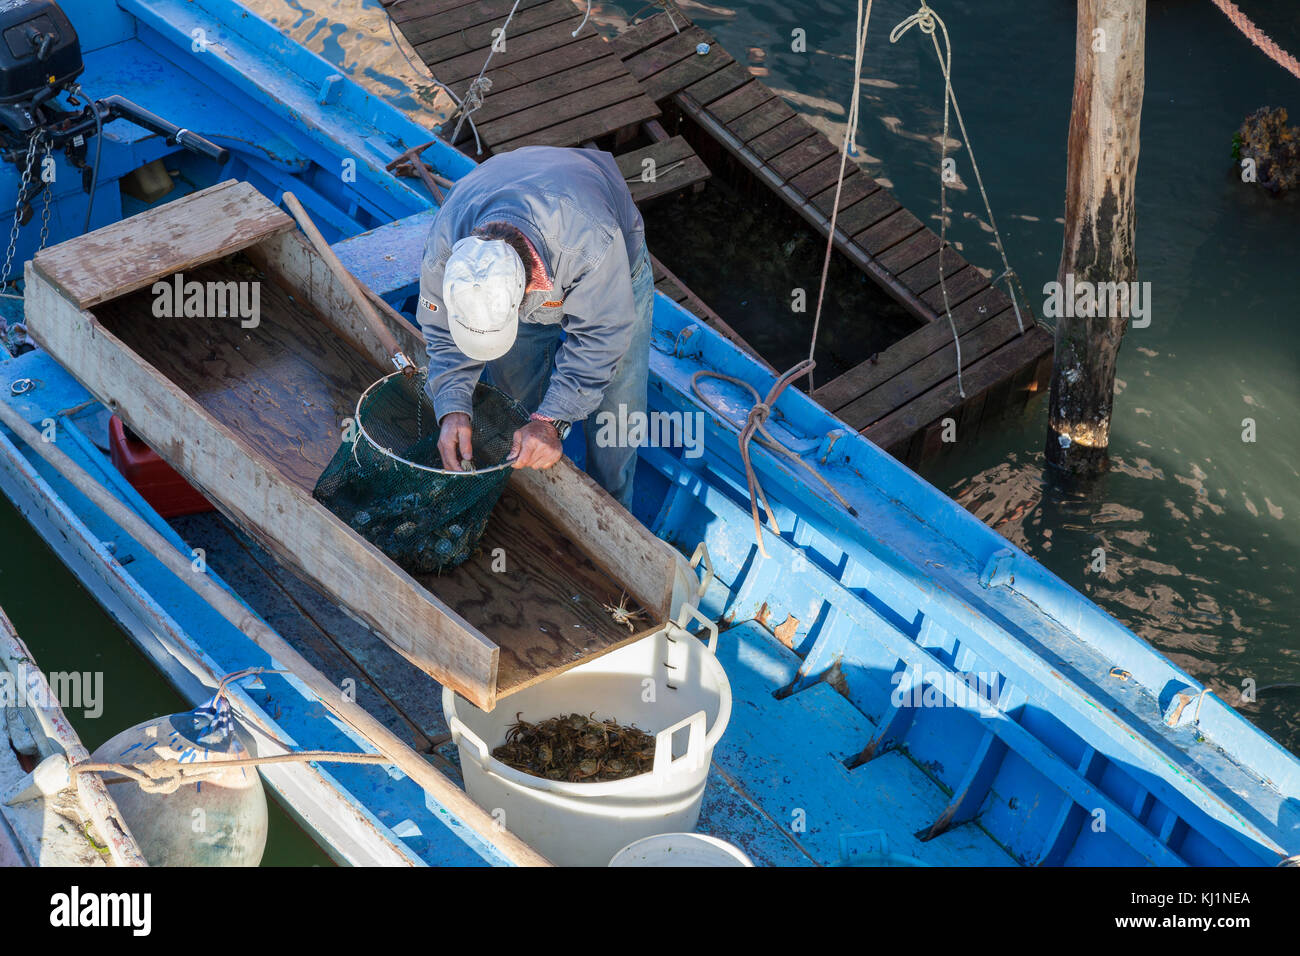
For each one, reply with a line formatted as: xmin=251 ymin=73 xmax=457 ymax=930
xmin=0 ymin=1 xmax=82 ymax=105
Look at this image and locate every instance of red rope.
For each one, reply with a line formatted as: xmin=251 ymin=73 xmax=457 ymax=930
xmin=1211 ymin=0 xmax=1300 ymax=80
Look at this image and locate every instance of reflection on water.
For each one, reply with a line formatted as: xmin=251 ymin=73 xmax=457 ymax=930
xmin=240 ymin=0 xmax=454 ymax=127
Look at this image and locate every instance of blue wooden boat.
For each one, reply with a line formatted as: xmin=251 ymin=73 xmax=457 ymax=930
xmin=0 ymin=0 xmax=1296 ymax=867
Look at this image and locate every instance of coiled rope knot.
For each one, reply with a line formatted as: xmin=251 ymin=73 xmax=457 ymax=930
xmin=461 ymin=75 xmax=492 ymax=113
xmin=889 ymin=4 xmax=936 ymax=43
xmin=692 ymin=359 xmax=857 ymax=561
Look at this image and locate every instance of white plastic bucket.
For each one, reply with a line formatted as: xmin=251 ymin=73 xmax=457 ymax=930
xmin=443 ymin=605 xmax=731 ymax=867
xmin=609 ymin=833 xmax=753 ymax=867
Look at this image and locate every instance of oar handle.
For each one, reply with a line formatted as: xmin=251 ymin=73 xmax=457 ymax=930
xmin=281 ymin=191 xmax=415 ymax=376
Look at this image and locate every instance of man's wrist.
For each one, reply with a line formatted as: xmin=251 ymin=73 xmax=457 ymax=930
xmin=529 ymin=412 xmax=571 ymax=439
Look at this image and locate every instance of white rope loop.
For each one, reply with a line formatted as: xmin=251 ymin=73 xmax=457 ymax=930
xmin=890 ymin=1 xmax=1033 ymax=398
xmin=450 ymin=0 xmax=525 ymax=152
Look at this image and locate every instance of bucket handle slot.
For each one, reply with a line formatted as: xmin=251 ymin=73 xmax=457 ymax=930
xmin=689 ymin=542 xmax=714 ymax=602
xmin=447 ymin=713 xmax=491 ymax=767
xmin=653 ymin=709 xmax=708 ymax=778
xmin=671 ymin=603 xmax=718 ymax=653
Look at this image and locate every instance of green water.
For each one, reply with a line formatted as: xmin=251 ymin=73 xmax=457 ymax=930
xmin=602 ymin=0 xmax=1300 ymax=751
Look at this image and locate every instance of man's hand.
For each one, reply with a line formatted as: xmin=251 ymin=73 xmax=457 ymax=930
xmin=508 ymin=420 xmax=563 ymax=470
xmin=437 ymin=412 xmax=474 ymax=471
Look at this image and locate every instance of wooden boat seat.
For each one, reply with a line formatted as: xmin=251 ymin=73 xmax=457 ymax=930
xmin=27 ymin=181 xmax=680 ymax=709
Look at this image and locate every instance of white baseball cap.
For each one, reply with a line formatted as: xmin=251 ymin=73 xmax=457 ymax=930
xmin=441 ymin=236 xmax=526 ymax=362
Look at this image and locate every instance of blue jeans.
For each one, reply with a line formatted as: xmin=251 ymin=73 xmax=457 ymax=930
xmin=484 ymin=243 xmax=653 ymax=509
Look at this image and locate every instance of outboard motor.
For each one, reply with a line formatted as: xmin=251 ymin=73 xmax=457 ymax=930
xmin=0 ymin=1 xmax=228 ymax=280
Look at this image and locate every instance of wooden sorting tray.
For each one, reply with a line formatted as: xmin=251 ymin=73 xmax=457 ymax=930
xmin=26 ymin=181 xmax=677 ymax=710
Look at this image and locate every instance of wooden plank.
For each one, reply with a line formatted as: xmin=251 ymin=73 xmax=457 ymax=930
xmin=30 ymin=180 xmax=292 ymax=310
xmin=709 ymin=81 xmax=774 ymax=125
xmin=624 ymin=26 xmax=714 ymax=82
xmin=608 ymin=10 xmax=681 ymax=60
xmin=856 ymin=208 xmax=924 ymax=255
xmin=413 ymin=0 xmax=579 ymax=66
xmin=491 ymin=92 xmax=660 ymax=152
xmin=640 ymin=45 xmax=735 ymax=103
xmin=423 ymin=486 xmax=660 ymax=698
xmin=94 ymin=258 xmax=371 ymax=490
xmin=768 ymin=134 xmax=838 ymax=181
xmin=835 ymin=307 xmax=1028 ymax=431
xmin=789 ymin=154 xmax=853 ymax=199
xmin=835 ymin=189 xmax=901 ymax=238
xmin=468 ymin=55 xmax=631 ymax=125
xmin=729 ymin=98 xmax=797 ymax=144
xmin=808 ymin=174 xmax=881 ymax=216
xmin=681 ymin=60 xmax=752 ymax=106
xmin=616 ymin=136 xmax=710 ymax=204
xmin=897 ymin=246 xmax=969 ymax=296
xmin=474 ymin=74 xmax=652 ymax=145
xmin=750 ymin=115 xmax=817 ymax=158
xmin=398 ymin=0 xmax=553 ymax=45
xmin=389 ymin=0 xmax=515 ymax=25
xmin=431 ymin=20 xmax=597 ymax=86
xmin=876 ymin=230 xmax=941 ymax=276
xmin=627 ymin=155 xmax=710 ymax=204
xmin=920 ymin=264 xmax=989 ymax=312
xmin=814 ymin=285 xmax=1009 ymax=411
xmin=863 ymin=327 xmax=1054 ymax=452
xmin=441 ymin=36 xmax=609 ymax=100
xmin=616 ymin=135 xmax=698 ymax=173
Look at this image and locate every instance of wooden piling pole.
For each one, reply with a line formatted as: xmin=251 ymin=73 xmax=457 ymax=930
xmin=1045 ymin=0 xmax=1147 ymax=476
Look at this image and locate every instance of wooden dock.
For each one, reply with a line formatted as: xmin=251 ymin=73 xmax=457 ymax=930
xmin=382 ymin=1 xmax=1051 ymax=468
xmin=382 ymin=0 xmax=662 ymax=154
xmin=611 ymin=11 xmax=1053 ymax=466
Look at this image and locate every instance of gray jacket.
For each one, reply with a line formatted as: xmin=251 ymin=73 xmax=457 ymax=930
xmin=417 ymin=145 xmax=645 ymax=423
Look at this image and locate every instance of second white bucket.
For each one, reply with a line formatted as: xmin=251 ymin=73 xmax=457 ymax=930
xmin=443 ymin=606 xmax=732 ymax=867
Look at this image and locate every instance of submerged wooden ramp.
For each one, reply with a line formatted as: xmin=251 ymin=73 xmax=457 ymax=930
xmin=611 ymin=11 xmax=1054 ymax=466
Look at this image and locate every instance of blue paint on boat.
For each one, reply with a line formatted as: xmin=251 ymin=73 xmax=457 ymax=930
xmin=0 ymin=0 xmax=1295 ymax=866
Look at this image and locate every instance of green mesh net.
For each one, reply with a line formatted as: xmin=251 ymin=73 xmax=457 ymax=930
xmin=313 ymin=373 xmax=528 ymax=575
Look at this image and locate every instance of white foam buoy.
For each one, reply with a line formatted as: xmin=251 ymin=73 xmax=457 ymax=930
xmin=89 ymin=680 xmax=267 ymax=866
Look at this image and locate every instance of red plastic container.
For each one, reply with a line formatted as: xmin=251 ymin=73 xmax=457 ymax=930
xmin=108 ymin=415 xmax=214 ymax=518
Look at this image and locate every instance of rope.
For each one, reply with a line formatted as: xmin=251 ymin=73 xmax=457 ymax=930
xmin=808 ymin=0 xmax=873 ymax=393
xmin=450 ymin=0 xmax=525 ymax=152
xmin=689 ymin=0 xmax=869 ymax=559
xmin=691 ymin=366 xmax=858 ymax=559
xmin=74 ymin=751 xmax=394 ymax=796
xmin=1211 ymin=0 xmax=1300 ymax=80
xmin=572 ymin=0 xmax=592 ymax=38
xmin=890 ymin=2 xmax=1033 ymax=398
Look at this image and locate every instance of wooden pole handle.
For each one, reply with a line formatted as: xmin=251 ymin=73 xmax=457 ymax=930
xmin=281 ymin=192 xmax=415 ymax=375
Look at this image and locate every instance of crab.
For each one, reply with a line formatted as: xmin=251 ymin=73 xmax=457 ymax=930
xmin=603 ymin=591 xmax=646 ymax=632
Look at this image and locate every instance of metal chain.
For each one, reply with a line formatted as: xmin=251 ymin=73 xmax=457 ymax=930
xmin=1 ymin=130 xmax=43 ymax=288
xmin=38 ymin=139 xmax=53 ymax=253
